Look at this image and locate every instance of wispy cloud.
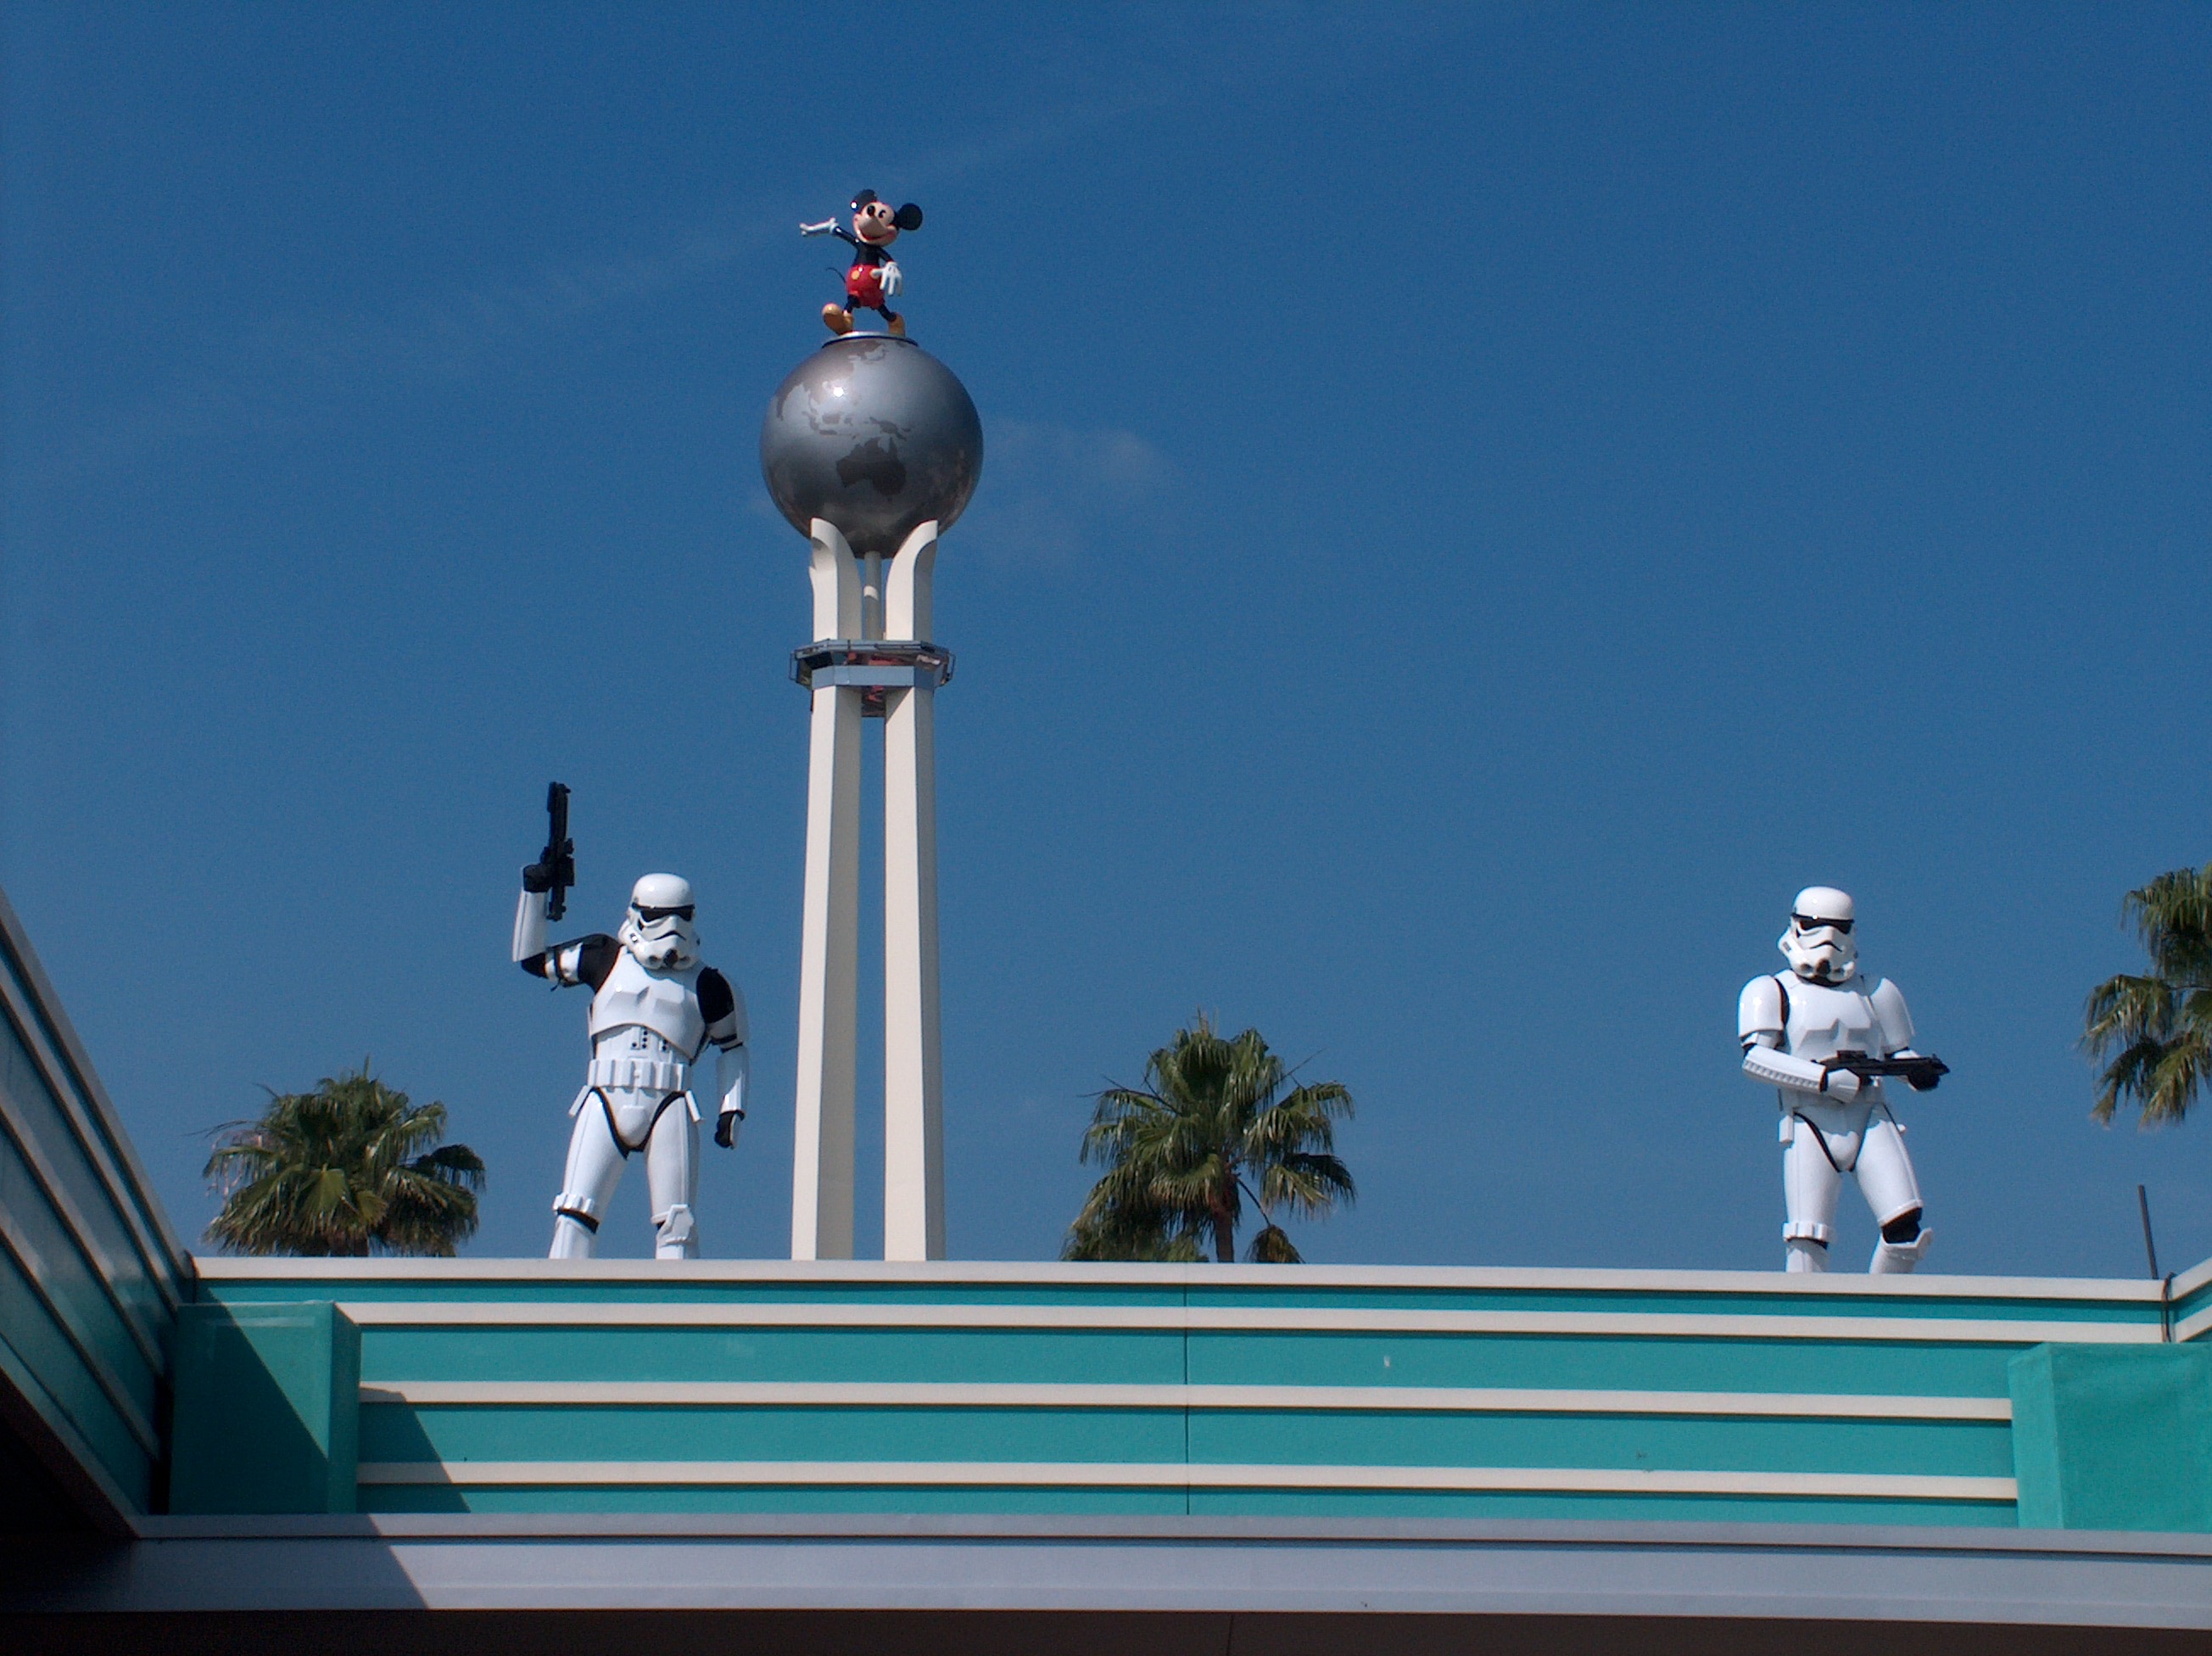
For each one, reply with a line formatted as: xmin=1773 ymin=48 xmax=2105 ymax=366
xmin=743 ymin=417 xmax=1177 ymax=563
xmin=27 ymin=210 xmax=782 ymax=485
xmin=17 ymin=36 xmax=1254 ymax=489
xmin=954 ymin=418 xmax=1177 ymax=570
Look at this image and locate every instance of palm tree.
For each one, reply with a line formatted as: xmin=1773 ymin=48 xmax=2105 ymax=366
xmin=204 ymin=1065 xmax=485 ymax=1256
xmin=1064 ymin=1015 xmax=1354 ymax=1263
xmin=2084 ymin=862 xmax=2212 ymax=1126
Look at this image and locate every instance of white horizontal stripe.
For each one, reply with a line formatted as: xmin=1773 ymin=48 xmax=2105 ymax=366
xmin=358 ymin=1379 xmax=2010 ymax=1422
xmin=198 ymin=1253 xmax=2172 ymax=1303
xmin=2170 ymin=1256 xmax=2212 ymax=1302
xmin=334 ymin=1298 xmax=2162 ymax=1346
xmin=355 ymin=1458 xmax=2015 ymax=1502
xmin=0 ymin=954 xmax=189 ymax=1307
xmin=0 ymin=1055 xmax=176 ymax=1380
xmin=2174 ymin=1303 xmax=2212 ymax=1345
xmin=0 ymin=1198 xmax=163 ymax=1457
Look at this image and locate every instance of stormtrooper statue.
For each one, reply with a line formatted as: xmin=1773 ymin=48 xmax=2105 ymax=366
xmin=1739 ymin=887 xmax=1946 ymax=1274
xmin=513 ymin=870 xmax=748 ymax=1259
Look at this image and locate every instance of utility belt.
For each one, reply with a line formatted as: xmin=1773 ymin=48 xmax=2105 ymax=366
xmin=568 ymin=1055 xmax=691 ymax=1116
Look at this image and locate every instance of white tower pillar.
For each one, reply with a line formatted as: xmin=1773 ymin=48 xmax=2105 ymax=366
xmin=789 ymin=518 xmax=950 ymax=1262
xmin=881 ymin=523 xmax=945 ymax=1261
xmin=790 ymin=520 xmax=862 ymax=1261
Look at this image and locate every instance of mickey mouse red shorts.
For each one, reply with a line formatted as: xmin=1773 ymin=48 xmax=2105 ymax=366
xmin=845 ymin=266 xmax=888 ymax=309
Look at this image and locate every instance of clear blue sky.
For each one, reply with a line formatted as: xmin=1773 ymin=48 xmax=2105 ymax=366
xmin=4 ymin=4 xmax=2206 ymax=1274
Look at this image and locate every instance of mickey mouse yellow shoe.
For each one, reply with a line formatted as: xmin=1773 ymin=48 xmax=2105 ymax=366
xmin=823 ymin=305 xmax=854 ymax=335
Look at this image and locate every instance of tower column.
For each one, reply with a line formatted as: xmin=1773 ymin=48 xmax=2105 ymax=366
xmin=882 ymin=522 xmax=945 ymax=1261
xmin=762 ymin=333 xmax=980 ymax=1262
xmin=790 ymin=519 xmax=863 ymax=1261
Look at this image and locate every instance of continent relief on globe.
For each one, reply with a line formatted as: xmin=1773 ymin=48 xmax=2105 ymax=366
xmin=761 ymin=336 xmax=983 ymax=558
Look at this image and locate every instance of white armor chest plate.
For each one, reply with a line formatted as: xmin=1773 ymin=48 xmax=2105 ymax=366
xmin=1781 ymin=976 xmax=1882 ymax=1065
xmin=588 ymin=949 xmax=706 ymax=1059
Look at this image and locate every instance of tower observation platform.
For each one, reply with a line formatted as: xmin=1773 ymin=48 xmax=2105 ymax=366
xmin=7 ymin=890 xmax=2212 ymax=1649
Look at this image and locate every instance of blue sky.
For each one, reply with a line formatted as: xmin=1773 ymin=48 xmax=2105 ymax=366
xmin=3 ymin=3 xmax=2207 ymax=1274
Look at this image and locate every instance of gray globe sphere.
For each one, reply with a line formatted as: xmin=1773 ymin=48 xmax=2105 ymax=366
xmin=760 ymin=335 xmax=984 ymax=557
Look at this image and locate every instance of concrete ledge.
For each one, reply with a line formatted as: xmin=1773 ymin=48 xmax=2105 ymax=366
xmin=193 ymin=1252 xmax=2176 ymax=1301
xmin=8 ymin=1513 xmax=2212 ymax=1633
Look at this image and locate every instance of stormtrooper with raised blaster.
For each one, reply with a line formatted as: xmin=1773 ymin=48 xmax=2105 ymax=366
xmin=514 ymin=870 xmax=748 ymax=1260
xmin=1740 ymin=887 xmax=1947 ymax=1274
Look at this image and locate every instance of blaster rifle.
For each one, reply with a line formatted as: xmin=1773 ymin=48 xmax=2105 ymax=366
xmin=1821 ymin=1049 xmax=1948 ymax=1091
xmin=533 ymin=782 xmax=576 ymax=921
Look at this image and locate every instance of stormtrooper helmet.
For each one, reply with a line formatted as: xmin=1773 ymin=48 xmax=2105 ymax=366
xmin=1779 ymin=886 xmax=1857 ymax=984
xmin=618 ymin=872 xmax=701 ymax=971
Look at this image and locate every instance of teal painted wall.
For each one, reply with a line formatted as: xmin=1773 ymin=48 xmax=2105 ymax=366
xmin=0 ymin=890 xmax=189 ymax=1529
xmin=12 ymin=863 xmax=2212 ymax=1541
xmin=2010 ymin=1343 xmax=2212 ymax=1531
xmin=178 ymin=1262 xmax=2205 ymax=1530
xmin=169 ymin=1301 xmax=360 ymax=1514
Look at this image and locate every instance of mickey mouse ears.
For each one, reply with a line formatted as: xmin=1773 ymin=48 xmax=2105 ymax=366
xmin=851 ymin=189 xmax=924 ymax=231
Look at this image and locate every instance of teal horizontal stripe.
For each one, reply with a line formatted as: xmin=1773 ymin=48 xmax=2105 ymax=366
xmin=360 ymin=1326 xmax=1185 ymax=1387
xmin=1182 ymin=1489 xmax=2019 ymax=1526
xmin=1190 ymin=1410 xmax=2013 ymax=1480
xmin=1187 ymin=1331 xmax=2022 ymax=1398
xmin=357 ymin=1402 xmax=2009 ymax=1479
xmin=0 ymin=1256 xmax=152 ymax=1504
xmin=355 ymin=1324 xmax=2024 ymax=1398
xmin=360 ymin=1403 xmax=1187 ymax=1465
xmin=0 ymin=965 xmax=182 ymax=1332
xmin=0 ymin=1131 xmax=161 ymax=1447
xmin=0 ymin=1024 xmax=173 ymax=1368
xmin=2170 ymin=1256 xmax=2212 ymax=1305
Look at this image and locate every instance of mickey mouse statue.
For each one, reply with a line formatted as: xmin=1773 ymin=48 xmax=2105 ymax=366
xmin=801 ymin=190 xmax=924 ymax=336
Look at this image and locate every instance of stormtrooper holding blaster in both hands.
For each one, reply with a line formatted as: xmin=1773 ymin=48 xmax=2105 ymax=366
xmin=1740 ymin=888 xmax=1947 ymax=1274
xmin=513 ymin=841 xmax=750 ymax=1261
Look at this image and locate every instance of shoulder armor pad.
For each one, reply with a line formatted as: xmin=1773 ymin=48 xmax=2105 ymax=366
xmin=1868 ymin=977 xmax=1915 ymax=1053
xmin=697 ymin=968 xmax=749 ymax=1043
xmin=1739 ymin=975 xmax=1785 ymax=1041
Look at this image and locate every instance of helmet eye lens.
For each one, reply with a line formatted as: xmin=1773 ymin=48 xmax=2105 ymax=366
xmin=1793 ymin=915 xmax=1852 ymax=935
xmin=636 ymin=905 xmax=694 ymax=923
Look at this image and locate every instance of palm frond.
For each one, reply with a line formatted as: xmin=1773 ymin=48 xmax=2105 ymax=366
xmin=2086 ymin=864 xmax=2212 ymax=1127
xmin=1260 ymin=1151 xmax=1356 ymax=1217
xmin=2126 ymin=864 xmax=2212 ymax=982
xmin=203 ymin=1064 xmax=482 ymax=1255
xmin=1065 ymin=1015 xmax=1355 ymax=1264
